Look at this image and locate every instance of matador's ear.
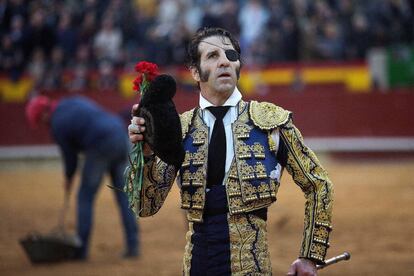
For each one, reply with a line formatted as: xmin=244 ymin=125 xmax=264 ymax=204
xmin=190 ymin=66 xmax=201 ymax=82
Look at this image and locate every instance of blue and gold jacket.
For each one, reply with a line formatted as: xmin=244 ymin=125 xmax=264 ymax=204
xmin=133 ymin=100 xmax=333 ymax=264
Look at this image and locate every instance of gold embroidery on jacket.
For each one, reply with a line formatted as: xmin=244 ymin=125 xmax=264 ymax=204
xmin=183 ymin=222 xmax=194 ymax=276
xmin=268 ymin=133 xmax=277 ymax=152
xmin=192 ymin=129 xmax=207 ymax=145
xmin=181 ymin=170 xmax=191 ymax=187
xmin=191 ymin=187 xmax=204 ymax=210
xmin=186 ymin=209 xmax=203 ymax=222
xmin=227 ymin=178 xmax=242 ymax=197
xmin=192 ymin=148 xmax=205 ymax=165
xmin=280 ymin=120 xmax=333 ymax=263
xmin=181 ymin=191 xmax=191 ymax=209
xmin=181 ymin=166 xmax=205 ymax=187
xmin=251 ymin=142 xmax=265 ymax=159
xmin=228 ymin=163 xmax=239 ymax=179
xmin=180 ymin=108 xmax=196 ymax=139
xmin=182 ymin=151 xmax=191 ymax=168
xmin=228 ymin=213 xmax=271 ymax=275
xmin=249 ymin=101 xmax=291 ymax=130
xmin=241 ymin=181 xmax=258 ymax=202
xmin=182 ymin=112 xmax=209 ymax=222
xmin=236 ymin=141 xmax=251 ymax=159
xmin=228 ymin=194 xmax=273 ymax=215
xmin=234 ymin=124 xmax=251 ymax=139
xmin=239 ymin=160 xmax=255 ymax=180
xmin=255 ymin=162 xmax=267 ymax=179
xmin=139 ymin=159 xmax=176 ymax=217
xmin=226 ymin=101 xmax=277 ymax=214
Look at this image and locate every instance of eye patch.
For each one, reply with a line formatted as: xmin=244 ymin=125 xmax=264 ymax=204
xmin=201 ymin=40 xmax=240 ymax=62
xmin=225 ymin=49 xmax=239 ymax=62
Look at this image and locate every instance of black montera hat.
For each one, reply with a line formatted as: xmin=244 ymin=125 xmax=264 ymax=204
xmin=135 ymin=74 xmax=185 ymax=168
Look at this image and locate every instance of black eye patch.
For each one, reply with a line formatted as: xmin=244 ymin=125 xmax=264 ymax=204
xmin=225 ymin=49 xmax=239 ymax=62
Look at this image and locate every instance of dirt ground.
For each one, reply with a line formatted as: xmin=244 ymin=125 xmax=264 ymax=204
xmin=1 ymin=155 xmax=414 ymax=276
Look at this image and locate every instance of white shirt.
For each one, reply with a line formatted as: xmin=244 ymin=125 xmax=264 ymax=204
xmin=199 ymin=87 xmax=282 ymax=186
xmin=199 ymin=87 xmax=242 ymax=175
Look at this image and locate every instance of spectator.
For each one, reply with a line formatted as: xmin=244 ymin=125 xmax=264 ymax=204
xmin=95 ymin=59 xmax=118 ymax=92
xmin=26 ymin=48 xmax=46 ymax=89
xmin=67 ymin=44 xmax=93 ymax=93
xmin=238 ymin=0 xmax=269 ymax=64
xmin=0 ymin=33 xmax=23 ymax=81
xmin=346 ymin=13 xmax=371 ymax=59
xmin=219 ymin=0 xmax=240 ymax=37
xmin=43 ymin=46 xmax=65 ymax=91
xmin=93 ymin=16 xmax=122 ymax=64
xmin=68 ymin=64 xmax=90 ymax=93
xmin=8 ymin=14 xmax=26 ymax=53
xmin=24 ymin=8 xmax=56 ymax=60
xmin=56 ymin=11 xmax=78 ymax=61
xmin=78 ymin=11 xmax=97 ymax=47
xmin=313 ymin=21 xmax=344 ymax=60
xmin=0 ymin=0 xmax=28 ymax=33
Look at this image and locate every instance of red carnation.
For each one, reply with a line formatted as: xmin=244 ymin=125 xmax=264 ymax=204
xmin=132 ymin=61 xmax=159 ymax=93
xmin=133 ymin=61 xmax=159 ymax=93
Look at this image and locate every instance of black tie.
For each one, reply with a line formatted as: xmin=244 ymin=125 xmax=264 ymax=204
xmin=207 ymin=106 xmax=230 ymax=188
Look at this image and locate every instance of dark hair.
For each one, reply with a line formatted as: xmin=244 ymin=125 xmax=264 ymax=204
xmin=186 ymin=27 xmax=242 ymax=69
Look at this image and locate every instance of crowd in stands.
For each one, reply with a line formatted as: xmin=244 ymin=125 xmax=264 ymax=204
xmin=0 ymin=0 xmax=413 ymax=93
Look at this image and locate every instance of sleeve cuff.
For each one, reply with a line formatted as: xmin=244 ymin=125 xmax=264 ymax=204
xmin=300 ymin=223 xmax=332 ymax=265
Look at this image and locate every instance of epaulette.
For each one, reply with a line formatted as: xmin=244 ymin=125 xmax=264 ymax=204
xmin=249 ymin=101 xmax=291 ymax=130
xmin=180 ymin=108 xmax=196 ymax=139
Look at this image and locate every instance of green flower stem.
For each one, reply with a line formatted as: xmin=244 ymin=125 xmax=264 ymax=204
xmin=124 ymin=141 xmax=144 ymax=217
xmin=123 ymin=72 xmax=151 ymax=217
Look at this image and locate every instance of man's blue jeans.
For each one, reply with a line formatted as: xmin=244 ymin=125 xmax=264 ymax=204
xmin=76 ymin=136 xmax=138 ymax=258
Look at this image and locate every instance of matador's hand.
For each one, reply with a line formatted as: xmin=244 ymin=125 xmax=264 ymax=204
xmin=286 ymin=258 xmax=317 ymax=276
xmin=128 ymin=104 xmax=153 ymax=156
xmin=128 ymin=104 xmax=146 ymax=143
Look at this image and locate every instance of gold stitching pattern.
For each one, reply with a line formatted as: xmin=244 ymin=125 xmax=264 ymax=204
xmin=181 ymin=167 xmax=205 ymax=187
xmin=180 ymin=108 xmax=196 ymax=139
xmin=249 ymin=101 xmax=291 ymax=130
xmin=228 ymin=213 xmax=271 ymax=275
xmin=191 ymin=187 xmax=205 ymax=210
xmin=182 ymin=151 xmax=191 ymax=167
xmin=192 ymin=129 xmax=207 ymax=145
xmin=280 ymin=120 xmax=333 ymax=263
xmin=181 ymin=111 xmax=209 ymax=222
xmin=255 ymin=162 xmax=267 ymax=179
xmin=234 ymin=123 xmax=252 ymax=139
xmin=183 ymin=222 xmax=194 ymax=276
xmin=251 ymin=143 xmax=265 ymax=159
xmin=227 ymin=178 xmax=242 ymax=197
xmin=181 ymin=191 xmax=191 ymax=209
xmin=186 ymin=209 xmax=203 ymax=222
xmin=239 ymin=160 xmax=254 ymax=180
xmin=139 ymin=159 xmax=177 ymax=217
xmin=236 ymin=141 xmax=251 ymax=159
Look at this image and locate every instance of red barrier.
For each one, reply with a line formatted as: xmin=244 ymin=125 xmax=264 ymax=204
xmin=1 ymin=86 xmax=414 ymax=146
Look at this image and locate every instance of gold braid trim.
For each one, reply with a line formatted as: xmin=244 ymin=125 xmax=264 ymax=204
xmin=228 ymin=213 xmax=272 ymax=275
xmin=139 ymin=158 xmax=177 ymax=217
xmin=180 ymin=108 xmax=196 ymax=139
xmin=249 ymin=101 xmax=291 ymax=130
xmin=279 ymin=120 xmax=333 ymax=264
xmin=182 ymin=222 xmax=194 ymax=276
